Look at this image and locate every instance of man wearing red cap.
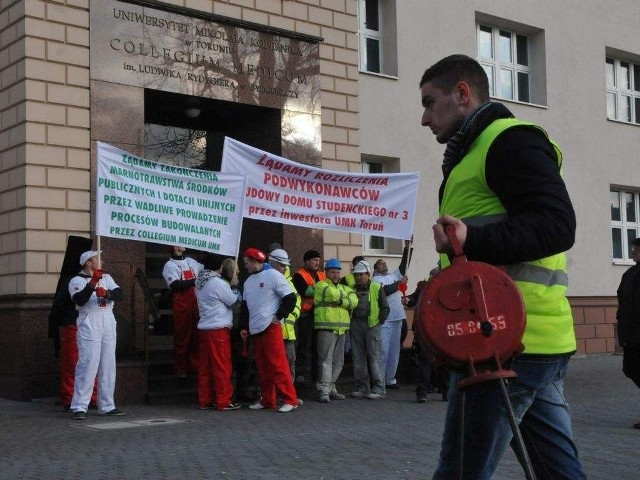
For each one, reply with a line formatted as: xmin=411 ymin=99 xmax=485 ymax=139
xmin=163 ymin=245 xmax=204 ymax=377
xmin=241 ymin=247 xmax=299 ymax=413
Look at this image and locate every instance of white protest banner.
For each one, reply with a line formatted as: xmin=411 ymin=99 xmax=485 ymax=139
xmin=221 ymin=137 xmax=419 ymax=240
xmin=96 ymin=142 xmax=246 ymax=255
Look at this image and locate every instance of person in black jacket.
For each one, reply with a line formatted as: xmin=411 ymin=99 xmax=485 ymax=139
xmin=616 ymin=237 xmax=640 ymax=429
xmin=404 ymin=267 xmax=448 ymax=403
xmin=49 ymin=277 xmax=97 ymax=410
xmin=48 ymin=235 xmax=96 ymax=411
xmin=420 ymin=54 xmax=584 ymax=480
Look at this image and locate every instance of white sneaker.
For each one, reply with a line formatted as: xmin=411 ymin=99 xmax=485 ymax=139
xmin=367 ymin=392 xmax=382 ymax=400
xmin=249 ymin=402 xmax=265 ymax=410
xmin=351 ymin=391 xmax=366 ymax=399
xmin=297 ymin=398 xmax=304 ymax=406
xmin=278 ymin=403 xmax=297 ymax=413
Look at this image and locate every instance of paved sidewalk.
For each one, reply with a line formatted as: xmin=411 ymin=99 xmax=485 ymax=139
xmin=1 ymin=354 xmax=638 ymax=479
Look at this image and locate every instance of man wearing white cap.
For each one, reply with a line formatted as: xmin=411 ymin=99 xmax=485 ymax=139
xmin=68 ymin=250 xmax=124 ymax=420
xmin=163 ymin=245 xmax=204 ymax=377
xmin=268 ymin=248 xmax=301 ymax=381
xmin=349 ymin=260 xmax=389 ymax=400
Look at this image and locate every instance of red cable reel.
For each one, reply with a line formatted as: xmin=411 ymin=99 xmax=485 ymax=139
xmin=416 ymin=225 xmax=526 ymax=387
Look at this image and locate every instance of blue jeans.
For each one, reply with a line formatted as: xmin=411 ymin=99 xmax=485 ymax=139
xmin=433 ymin=354 xmax=586 ymax=480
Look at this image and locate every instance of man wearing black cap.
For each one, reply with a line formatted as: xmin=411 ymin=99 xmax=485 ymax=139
xmin=292 ymin=249 xmax=325 ymax=384
xmin=617 ymin=237 xmax=640 ymax=429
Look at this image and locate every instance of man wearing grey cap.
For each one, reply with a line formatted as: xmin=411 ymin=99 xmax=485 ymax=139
xmin=68 ymin=250 xmax=124 ymax=420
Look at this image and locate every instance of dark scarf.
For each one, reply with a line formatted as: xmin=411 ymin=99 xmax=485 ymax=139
xmin=439 ymin=102 xmax=513 ymax=202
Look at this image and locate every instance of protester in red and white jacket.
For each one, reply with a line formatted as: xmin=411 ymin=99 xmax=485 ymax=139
xmin=163 ymin=246 xmax=203 ymax=377
xmin=240 ymin=247 xmax=299 ymax=413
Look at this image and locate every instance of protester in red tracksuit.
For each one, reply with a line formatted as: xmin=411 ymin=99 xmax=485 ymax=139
xmin=240 ymin=248 xmax=299 ymax=413
xmin=163 ymin=246 xmax=204 ymax=376
xmin=194 ymin=254 xmax=242 ymax=411
xmin=50 ymin=276 xmax=97 ymax=410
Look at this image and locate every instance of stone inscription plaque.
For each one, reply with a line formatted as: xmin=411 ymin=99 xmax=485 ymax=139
xmin=90 ymin=0 xmax=320 ymax=114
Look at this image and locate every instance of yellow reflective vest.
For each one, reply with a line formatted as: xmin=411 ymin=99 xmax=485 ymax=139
xmin=282 ymin=270 xmax=301 ymax=341
xmin=313 ymin=280 xmax=357 ymax=334
xmin=364 ymin=281 xmax=382 ymax=328
xmin=439 ymin=118 xmax=576 ymax=354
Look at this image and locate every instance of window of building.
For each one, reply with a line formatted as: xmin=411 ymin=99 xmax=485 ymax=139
xmin=611 ymin=189 xmax=640 ymax=262
xmin=362 ymin=157 xmax=402 ymax=255
xmin=606 ymin=57 xmax=640 ymax=124
xmin=358 ymin=0 xmax=398 ymax=76
xmin=477 ymin=24 xmax=531 ymax=102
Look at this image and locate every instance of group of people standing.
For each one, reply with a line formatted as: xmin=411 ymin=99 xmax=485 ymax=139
xmin=165 ymin=241 xmax=418 ymax=412
xmin=51 ymin=235 xmax=436 ymax=420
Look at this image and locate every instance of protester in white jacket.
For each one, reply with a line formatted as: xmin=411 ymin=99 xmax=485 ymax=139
xmin=372 ymin=243 xmax=410 ymax=389
xmin=68 ymin=250 xmax=124 ymax=420
xmin=195 ymin=254 xmax=241 ymax=411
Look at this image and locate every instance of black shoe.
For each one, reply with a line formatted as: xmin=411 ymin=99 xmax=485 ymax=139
xmin=72 ymin=411 xmax=86 ymax=420
xmin=416 ymin=395 xmax=427 ymax=404
xmin=222 ymin=403 xmax=241 ymax=411
xmin=102 ymin=408 xmax=125 ymax=416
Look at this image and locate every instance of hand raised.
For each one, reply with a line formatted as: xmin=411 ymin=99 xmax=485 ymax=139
xmin=90 ymin=269 xmax=103 ymax=286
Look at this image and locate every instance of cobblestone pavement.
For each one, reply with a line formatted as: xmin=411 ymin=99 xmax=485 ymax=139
xmin=1 ymin=354 xmax=638 ymax=479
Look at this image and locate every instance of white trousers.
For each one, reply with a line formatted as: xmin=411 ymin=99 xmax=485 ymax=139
xmin=70 ymin=311 xmax=117 ymax=414
xmin=381 ymin=319 xmax=402 ymax=386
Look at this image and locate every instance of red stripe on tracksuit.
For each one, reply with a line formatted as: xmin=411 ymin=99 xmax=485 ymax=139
xmin=253 ymin=322 xmax=297 ymax=408
xmin=59 ymin=325 xmax=96 ymax=408
xmin=172 ymin=289 xmax=200 ymax=374
xmin=198 ymin=328 xmax=233 ymax=410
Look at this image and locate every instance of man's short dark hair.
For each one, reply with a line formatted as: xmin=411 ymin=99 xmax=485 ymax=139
xmin=419 ymin=54 xmax=490 ymax=102
xmin=351 ymin=255 xmax=365 ymax=267
xmin=203 ymin=253 xmax=225 ymax=271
